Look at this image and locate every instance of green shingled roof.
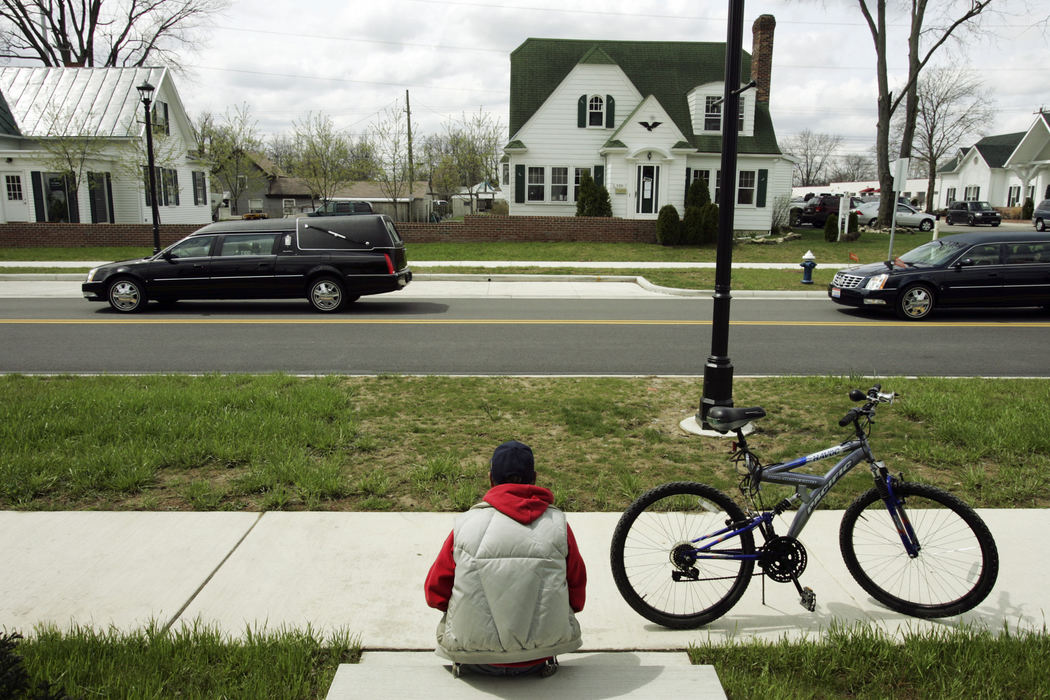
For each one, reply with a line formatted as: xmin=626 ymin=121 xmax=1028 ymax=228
xmin=509 ymin=38 xmax=780 ymax=155
xmin=0 ymin=89 xmax=20 ymax=137
xmin=973 ymin=131 xmax=1025 ymax=168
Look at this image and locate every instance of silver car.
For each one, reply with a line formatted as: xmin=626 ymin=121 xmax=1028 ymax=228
xmin=853 ymin=201 xmax=936 ymax=231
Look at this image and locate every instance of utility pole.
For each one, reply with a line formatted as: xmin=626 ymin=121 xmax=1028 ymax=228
xmin=405 ymin=89 xmax=415 ymax=221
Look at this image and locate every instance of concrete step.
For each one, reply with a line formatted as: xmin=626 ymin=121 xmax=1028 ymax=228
xmin=326 ymin=651 xmax=726 ymax=699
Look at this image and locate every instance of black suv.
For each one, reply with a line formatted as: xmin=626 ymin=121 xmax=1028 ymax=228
xmin=945 ymin=201 xmax=1001 ymax=227
xmin=799 ymin=194 xmax=863 ymax=227
xmin=83 ymin=215 xmax=412 ymax=313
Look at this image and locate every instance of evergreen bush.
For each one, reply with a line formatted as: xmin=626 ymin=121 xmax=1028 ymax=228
xmin=682 ymin=206 xmax=702 ymax=245
xmin=686 ymin=178 xmax=711 ymax=208
xmin=656 ymin=205 xmax=682 ymax=246
xmin=594 ymin=185 xmax=613 ymax=217
xmin=575 ymin=172 xmax=597 ymax=216
xmin=1022 ymin=197 xmax=1034 ymax=220
xmin=823 ymin=214 xmax=839 ymax=242
xmin=699 ymin=202 xmax=719 ymax=245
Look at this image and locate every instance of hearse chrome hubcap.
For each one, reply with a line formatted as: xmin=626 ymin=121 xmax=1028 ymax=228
xmin=311 ymin=281 xmax=341 ymax=310
xmin=110 ymin=281 xmax=140 ymax=311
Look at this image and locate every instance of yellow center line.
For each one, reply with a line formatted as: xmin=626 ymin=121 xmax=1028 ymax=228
xmin=2 ymin=318 xmax=1049 ymax=328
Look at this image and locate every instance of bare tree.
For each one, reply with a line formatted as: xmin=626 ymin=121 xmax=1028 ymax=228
xmin=783 ymin=129 xmax=842 ymax=186
xmin=828 ymin=153 xmax=877 ymax=183
xmin=206 ymin=103 xmax=264 ymax=216
xmin=35 ymin=107 xmax=109 ymax=220
xmin=289 ymin=111 xmax=355 ymax=208
xmin=0 ymin=0 xmax=230 ymax=67
xmin=266 ymin=133 xmax=297 ymax=173
xmin=370 ymin=103 xmax=411 ymax=220
xmin=893 ymin=66 xmax=995 ymax=211
xmin=857 ymin=0 xmax=995 ymax=226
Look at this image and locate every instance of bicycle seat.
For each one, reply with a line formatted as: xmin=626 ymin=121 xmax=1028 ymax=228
xmin=705 ymin=406 xmax=766 ymax=433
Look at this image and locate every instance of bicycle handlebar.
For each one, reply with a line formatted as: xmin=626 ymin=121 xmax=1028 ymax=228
xmin=840 ymin=386 xmax=898 ymax=426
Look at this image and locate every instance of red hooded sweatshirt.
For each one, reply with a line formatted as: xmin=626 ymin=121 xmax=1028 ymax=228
xmin=424 ymin=483 xmax=587 ymax=614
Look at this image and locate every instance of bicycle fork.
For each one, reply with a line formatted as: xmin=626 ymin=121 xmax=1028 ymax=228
xmin=874 ymin=465 xmax=921 ymax=558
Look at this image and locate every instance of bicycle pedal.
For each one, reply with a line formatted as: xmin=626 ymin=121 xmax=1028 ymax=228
xmin=799 ymin=587 xmax=816 ymax=612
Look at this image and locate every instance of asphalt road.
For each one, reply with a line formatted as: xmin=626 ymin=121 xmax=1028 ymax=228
xmin=2 ymin=296 xmax=1048 ymax=376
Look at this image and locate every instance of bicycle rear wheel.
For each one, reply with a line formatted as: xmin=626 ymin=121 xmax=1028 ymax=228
xmin=610 ymin=481 xmax=755 ymax=629
xmin=839 ymin=481 xmax=998 ymax=617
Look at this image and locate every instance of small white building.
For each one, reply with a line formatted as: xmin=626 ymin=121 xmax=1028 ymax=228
xmin=0 ymin=66 xmax=211 ymax=225
xmin=502 ymin=16 xmax=793 ymax=233
xmin=937 ymin=113 xmax=1050 ymax=209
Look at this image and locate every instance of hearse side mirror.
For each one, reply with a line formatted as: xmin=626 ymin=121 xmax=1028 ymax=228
xmin=955 ymin=258 xmax=976 ymax=268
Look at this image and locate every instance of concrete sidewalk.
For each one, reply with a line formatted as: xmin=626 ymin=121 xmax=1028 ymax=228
xmin=3 ymin=509 xmax=1045 ymax=647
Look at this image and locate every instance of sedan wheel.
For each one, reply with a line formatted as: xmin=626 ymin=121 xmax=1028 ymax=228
xmin=308 ymin=277 xmax=346 ymax=312
xmin=896 ymin=285 xmax=934 ymax=321
xmin=1038 ymin=218 xmax=1046 ymax=232
xmin=919 ymin=218 xmax=933 ymax=232
xmin=107 ymin=278 xmax=146 ymax=313
xmin=945 ymin=214 xmax=953 ymax=225
xmin=967 ymin=215 xmax=975 ymax=226
xmin=868 ymin=218 xmax=878 ymax=228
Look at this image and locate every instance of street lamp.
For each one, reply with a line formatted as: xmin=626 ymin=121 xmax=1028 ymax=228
xmin=137 ymin=80 xmax=162 ymax=255
xmin=698 ymin=0 xmax=751 ymax=429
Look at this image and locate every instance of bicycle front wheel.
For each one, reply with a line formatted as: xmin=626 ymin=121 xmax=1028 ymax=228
xmin=610 ymin=481 xmax=755 ymax=629
xmin=839 ymin=481 xmax=998 ymax=617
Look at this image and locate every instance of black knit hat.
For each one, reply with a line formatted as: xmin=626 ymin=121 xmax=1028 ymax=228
xmin=490 ymin=440 xmax=536 ymax=485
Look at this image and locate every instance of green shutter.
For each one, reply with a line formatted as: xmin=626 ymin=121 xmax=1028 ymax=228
xmin=578 ymin=95 xmax=586 ymax=128
xmin=515 ymin=164 xmax=525 ymax=203
xmin=593 ymin=165 xmax=604 ymax=187
xmin=685 ymin=167 xmax=692 ymax=202
xmin=30 ymin=171 xmax=46 ymax=221
xmin=606 ymin=95 xmax=615 ymax=128
xmin=756 ymin=169 xmax=768 ymax=208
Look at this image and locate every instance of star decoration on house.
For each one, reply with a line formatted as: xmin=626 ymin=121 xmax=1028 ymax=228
xmin=638 ymin=121 xmax=662 ymax=131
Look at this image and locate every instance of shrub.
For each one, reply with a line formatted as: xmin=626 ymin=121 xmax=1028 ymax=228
xmin=1022 ymin=197 xmax=1034 ymax=220
xmin=656 ymin=204 xmax=682 ymax=245
xmin=575 ymin=172 xmax=597 ymax=216
xmin=490 ymin=199 xmax=509 ymax=216
xmin=824 ymin=214 xmax=839 ymax=242
xmin=682 ymin=206 xmax=702 ymax=245
xmin=842 ymin=212 xmax=862 ymax=242
xmin=594 ymin=185 xmax=613 ymax=217
xmin=686 ymin=178 xmax=711 ymax=208
xmin=699 ymin=202 xmax=719 ymax=245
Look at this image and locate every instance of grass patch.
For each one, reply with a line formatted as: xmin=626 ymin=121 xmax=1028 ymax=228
xmin=422 ymin=266 xmax=839 ymax=290
xmin=10 ymin=623 xmax=358 ymax=700
xmin=0 ymin=232 xmax=930 ymax=266
xmin=1 ymin=375 xmax=1047 ymax=511
xmin=690 ymin=624 xmax=1050 ymax=699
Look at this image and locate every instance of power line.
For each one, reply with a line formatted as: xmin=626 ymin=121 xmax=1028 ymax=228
xmin=184 ymin=64 xmax=504 ymax=94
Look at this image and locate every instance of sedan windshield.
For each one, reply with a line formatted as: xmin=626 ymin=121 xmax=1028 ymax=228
xmin=972 ymin=202 xmax=995 ymax=211
xmin=898 ymin=239 xmax=967 ymax=266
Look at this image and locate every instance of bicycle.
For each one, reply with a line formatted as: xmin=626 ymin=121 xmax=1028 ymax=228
xmin=609 ymin=385 xmax=999 ymax=629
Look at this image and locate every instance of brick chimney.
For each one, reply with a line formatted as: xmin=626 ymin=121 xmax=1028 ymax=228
xmin=751 ymin=14 xmax=775 ymax=104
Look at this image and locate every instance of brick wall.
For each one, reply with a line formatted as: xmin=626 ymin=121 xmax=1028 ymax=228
xmin=0 ymin=216 xmax=658 ymax=247
xmin=0 ymin=223 xmax=200 ymax=248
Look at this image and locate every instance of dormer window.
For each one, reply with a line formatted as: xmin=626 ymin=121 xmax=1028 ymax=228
xmin=703 ymin=95 xmax=744 ymax=133
xmin=589 ymin=96 xmax=604 ymax=126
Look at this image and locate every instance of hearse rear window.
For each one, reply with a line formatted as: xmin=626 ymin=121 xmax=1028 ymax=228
xmin=297 ymin=224 xmax=371 ymax=250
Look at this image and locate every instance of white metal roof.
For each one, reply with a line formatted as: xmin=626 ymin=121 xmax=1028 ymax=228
xmin=0 ymin=66 xmax=166 ymax=139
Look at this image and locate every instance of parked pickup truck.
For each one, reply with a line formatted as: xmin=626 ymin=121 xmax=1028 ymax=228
xmin=307 ymin=200 xmax=373 ymax=216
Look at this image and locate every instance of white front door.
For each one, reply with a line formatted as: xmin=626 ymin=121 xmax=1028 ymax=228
xmin=0 ymin=173 xmax=29 ymax=222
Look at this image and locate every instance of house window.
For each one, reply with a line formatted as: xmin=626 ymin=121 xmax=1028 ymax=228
xmin=248 ymin=198 xmax=264 ymax=213
xmin=41 ymin=172 xmax=74 ymax=222
xmin=162 ymin=168 xmax=180 ymax=206
xmin=1007 ymin=186 xmax=1021 ymax=207
xmin=945 ymin=187 xmax=956 ymax=205
xmin=588 ymin=96 xmax=604 ymax=127
xmin=703 ymin=96 xmax=744 ymax=132
xmin=692 ymin=169 xmax=721 ymax=204
xmin=551 ymin=167 xmax=569 ymax=202
xmin=737 ymin=170 xmax=756 ymax=205
xmin=151 ymin=101 xmax=170 ymax=136
xmin=5 ymin=175 xmax=22 ymax=201
xmin=88 ymin=172 xmax=112 ymax=223
xmin=963 ymin=185 xmax=980 ymax=201
xmin=282 ymin=198 xmax=296 ymax=215
xmin=527 ymin=167 xmax=545 ymax=201
xmin=502 ymin=163 xmax=509 ymax=186
xmin=574 ymin=167 xmax=590 ymax=201
xmin=192 ymin=171 xmax=207 ymax=206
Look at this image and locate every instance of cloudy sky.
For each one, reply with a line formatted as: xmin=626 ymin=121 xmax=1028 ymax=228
xmin=180 ymin=0 xmax=1048 ymax=156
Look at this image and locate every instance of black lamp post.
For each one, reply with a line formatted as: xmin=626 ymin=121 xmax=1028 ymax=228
xmin=699 ymin=0 xmax=750 ymax=428
xmin=137 ymin=81 xmax=162 ymax=255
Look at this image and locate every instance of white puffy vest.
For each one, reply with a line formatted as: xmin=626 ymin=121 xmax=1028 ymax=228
xmin=435 ymin=502 xmax=583 ymax=663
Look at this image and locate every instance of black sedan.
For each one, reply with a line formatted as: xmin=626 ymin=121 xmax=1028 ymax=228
xmin=83 ymin=216 xmax=412 ymax=313
xmin=828 ymin=231 xmax=1050 ymax=320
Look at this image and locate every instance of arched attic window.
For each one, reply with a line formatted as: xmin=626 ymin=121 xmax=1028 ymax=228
xmin=578 ymin=95 xmax=615 ymax=128
xmin=588 ymin=96 xmax=604 ymax=126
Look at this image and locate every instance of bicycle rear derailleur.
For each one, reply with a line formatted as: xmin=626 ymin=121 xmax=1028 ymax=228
xmin=759 ymin=536 xmax=816 ymax=612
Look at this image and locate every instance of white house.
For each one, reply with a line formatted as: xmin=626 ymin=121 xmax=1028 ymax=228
xmin=502 ymin=16 xmax=793 ymax=232
xmin=937 ymin=113 xmax=1050 ymax=210
xmin=0 ymin=66 xmax=211 ymax=225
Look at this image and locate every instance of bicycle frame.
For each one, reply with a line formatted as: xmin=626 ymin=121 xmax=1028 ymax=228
xmin=690 ymin=435 xmax=877 ymax=560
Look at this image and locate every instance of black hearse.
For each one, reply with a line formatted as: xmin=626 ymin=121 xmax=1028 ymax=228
xmin=83 ymin=215 xmax=412 ymax=313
